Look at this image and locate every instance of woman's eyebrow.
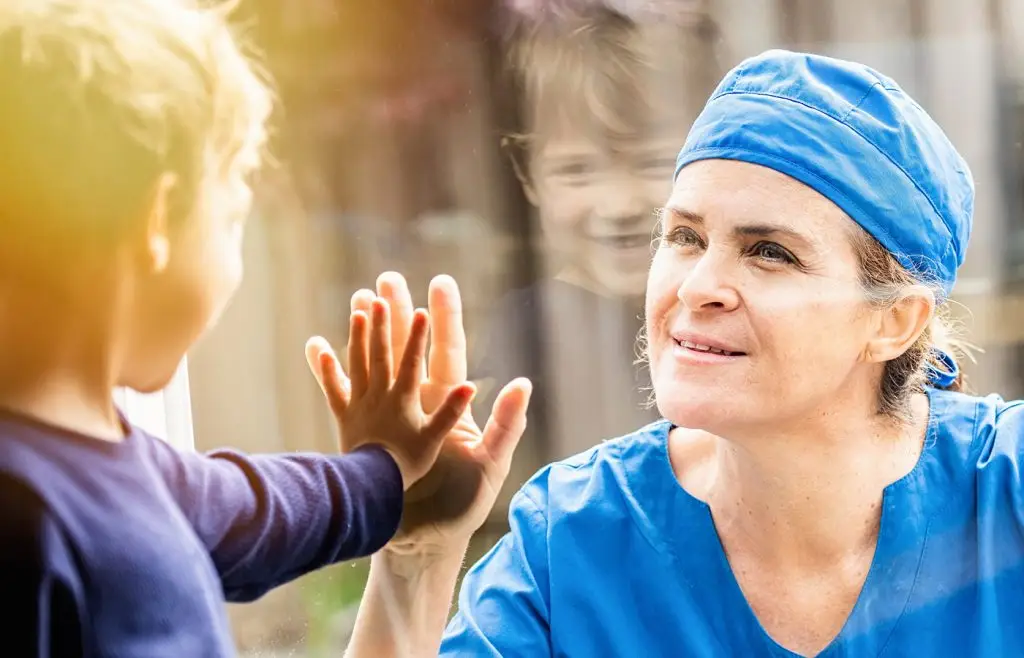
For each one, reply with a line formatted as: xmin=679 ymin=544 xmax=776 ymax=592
xmin=662 ymin=204 xmax=815 ymax=249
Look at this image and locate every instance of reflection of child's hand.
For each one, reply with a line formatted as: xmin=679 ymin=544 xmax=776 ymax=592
xmin=305 ymin=297 xmax=475 ymax=491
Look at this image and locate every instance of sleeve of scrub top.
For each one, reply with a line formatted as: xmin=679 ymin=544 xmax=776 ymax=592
xmin=978 ymin=399 xmax=1024 ymax=506
xmin=974 ymin=398 xmax=1024 ymax=538
xmin=439 ymin=487 xmax=552 ymax=656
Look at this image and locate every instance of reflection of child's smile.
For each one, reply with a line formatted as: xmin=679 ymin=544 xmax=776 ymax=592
xmin=583 ymin=232 xmax=653 ymax=272
xmin=589 ymin=233 xmax=650 ymax=250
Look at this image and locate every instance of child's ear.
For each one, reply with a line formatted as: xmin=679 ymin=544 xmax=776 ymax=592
xmin=141 ymin=173 xmax=178 ymax=274
xmin=502 ymin=136 xmax=539 ymax=207
xmin=519 ymin=174 xmax=540 ymax=206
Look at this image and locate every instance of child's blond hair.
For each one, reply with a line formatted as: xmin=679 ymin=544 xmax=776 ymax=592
xmin=0 ymin=0 xmax=273 ymax=259
xmin=505 ymin=4 xmax=721 ymax=149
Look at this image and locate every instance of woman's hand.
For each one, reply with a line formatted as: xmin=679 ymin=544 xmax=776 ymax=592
xmin=307 ymin=272 xmax=532 ymax=557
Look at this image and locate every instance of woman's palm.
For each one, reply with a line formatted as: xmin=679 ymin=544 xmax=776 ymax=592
xmin=329 ymin=273 xmax=530 ymax=557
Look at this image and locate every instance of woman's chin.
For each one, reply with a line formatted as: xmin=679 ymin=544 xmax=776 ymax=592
xmin=655 ymin=394 xmax=737 ymax=433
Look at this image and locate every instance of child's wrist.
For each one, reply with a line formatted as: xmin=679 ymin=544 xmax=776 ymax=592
xmin=369 ymin=445 xmax=409 ymax=489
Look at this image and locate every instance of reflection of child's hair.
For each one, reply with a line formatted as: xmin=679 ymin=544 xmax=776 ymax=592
xmin=0 ymin=0 xmax=272 ymax=261
xmin=505 ymin=3 xmax=721 ymax=144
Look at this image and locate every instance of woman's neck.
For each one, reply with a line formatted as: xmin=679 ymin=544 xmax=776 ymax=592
xmin=671 ymin=393 xmax=929 ymax=570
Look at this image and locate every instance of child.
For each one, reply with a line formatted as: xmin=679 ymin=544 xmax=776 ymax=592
xmin=474 ymin=2 xmax=722 ymax=469
xmin=0 ymin=1 xmax=527 ymax=655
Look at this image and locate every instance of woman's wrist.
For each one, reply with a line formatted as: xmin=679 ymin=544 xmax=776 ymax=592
xmin=348 ymin=545 xmax=468 ymax=657
xmin=376 ymin=540 xmax=470 ymax=582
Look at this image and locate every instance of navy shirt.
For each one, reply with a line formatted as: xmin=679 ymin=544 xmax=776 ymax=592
xmin=0 ymin=411 xmax=403 ymax=657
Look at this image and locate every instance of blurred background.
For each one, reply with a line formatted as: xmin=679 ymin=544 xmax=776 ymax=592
xmin=184 ymin=0 xmax=1024 ymax=654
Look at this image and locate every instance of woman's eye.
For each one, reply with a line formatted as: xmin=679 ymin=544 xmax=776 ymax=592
xmin=750 ymin=241 xmax=796 ymax=264
xmin=662 ymin=226 xmax=704 ymax=250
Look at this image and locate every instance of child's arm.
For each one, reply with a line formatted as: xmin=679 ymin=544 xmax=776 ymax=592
xmin=151 ymin=297 xmax=475 ymax=601
xmin=151 ymin=441 xmax=405 ymax=602
xmin=0 ymin=474 xmax=86 ymax=656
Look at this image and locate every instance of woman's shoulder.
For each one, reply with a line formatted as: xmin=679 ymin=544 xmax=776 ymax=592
xmin=930 ymin=387 xmax=1024 ymax=439
xmin=928 ymin=387 xmax=1024 ymax=474
xmin=512 ymin=419 xmax=674 ymax=519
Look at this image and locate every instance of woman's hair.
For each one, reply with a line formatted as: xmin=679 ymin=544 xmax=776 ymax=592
xmin=851 ymin=226 xmax=971 ymax=420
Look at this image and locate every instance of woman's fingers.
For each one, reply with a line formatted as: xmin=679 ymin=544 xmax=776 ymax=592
xmin=377 ymin=272 xmax=421 ymax=379
xmin=427 ymin=275 xmax=468 ymax=386
xmin=478 ymin=378 xmax=532 ymax=472
xmin=346 ymin=288 xmax=375 ymax=400
xmin=350 ymin=288 xmax=375 ymax=316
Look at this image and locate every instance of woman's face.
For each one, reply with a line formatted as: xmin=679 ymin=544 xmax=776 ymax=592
xmin=646 ymin=159 xmax=880 ymax=433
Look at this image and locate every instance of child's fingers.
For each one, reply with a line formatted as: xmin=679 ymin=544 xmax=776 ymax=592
xmin=348 ymin=310 xmax=370 ymax=399
xmin=424 ymin=382 xmax=476 ymax=438
xmin=318 ymin=351 xmax=351 ymax=416
xmin=376 ymin=272 xmax=419 ymax=377
xmin=367 ymin=297 xmax=393 ymax=394
xmin=306 ymin=337 xmax=352 ymax=403
xmin=304 ymin=336 xmax=332 ymax=391
xmin=395 ymin=308 xmax=430 ymax=400
xmin=477 ymin=378 xmax=532 ymax=472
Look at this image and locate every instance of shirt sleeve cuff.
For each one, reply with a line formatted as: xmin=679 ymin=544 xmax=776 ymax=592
xmin=341 ymin=444 xmax=404 ymax=555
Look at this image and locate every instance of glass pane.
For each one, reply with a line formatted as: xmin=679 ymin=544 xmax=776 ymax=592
xmin=175 ymin=1 xmax=1024 ymax=654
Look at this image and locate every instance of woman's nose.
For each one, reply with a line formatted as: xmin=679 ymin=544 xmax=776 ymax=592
xmin=676 ymin=250 xmax=740 ymax=312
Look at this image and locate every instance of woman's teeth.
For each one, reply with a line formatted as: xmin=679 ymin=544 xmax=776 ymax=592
xmin=677 ymin=340 xmax=741 ymax=356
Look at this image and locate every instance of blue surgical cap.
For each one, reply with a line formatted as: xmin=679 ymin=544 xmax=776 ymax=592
xmin=674 ymin=49 xmax=974 ymax=297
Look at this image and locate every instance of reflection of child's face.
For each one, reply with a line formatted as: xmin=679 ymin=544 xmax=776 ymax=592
xmin=515 ymin=17 xmax=713 ymax=299
xmin=528 ymin=123 xmax=684 ymax=298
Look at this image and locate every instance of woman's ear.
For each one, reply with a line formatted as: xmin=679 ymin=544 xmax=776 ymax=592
xmin=862 ymin=285 xmax=935 ymax=363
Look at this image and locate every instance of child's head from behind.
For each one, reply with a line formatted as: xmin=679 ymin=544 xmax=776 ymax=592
xmin=0 ymin=0 xmax=272 ymax=392
xmin=507 ymin=4 xmax=719 ymax=298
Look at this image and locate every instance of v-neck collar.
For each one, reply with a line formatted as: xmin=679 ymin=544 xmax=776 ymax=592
xmin=622 ymin=387 xmax=948 ymax=657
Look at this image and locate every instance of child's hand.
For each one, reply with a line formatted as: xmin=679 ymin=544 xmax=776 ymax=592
xmin=305 ymin=297 xmax=475 ymax=491
xmin=319 ymin=273 xmax=531 ymax=558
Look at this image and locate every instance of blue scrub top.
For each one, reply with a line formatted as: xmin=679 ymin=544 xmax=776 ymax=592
xmin=440 ymin=388 xmax=1024 ymax=656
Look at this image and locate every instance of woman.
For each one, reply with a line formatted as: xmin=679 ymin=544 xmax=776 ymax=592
xmin=330 ymin=50 xmax=1024 ymax=657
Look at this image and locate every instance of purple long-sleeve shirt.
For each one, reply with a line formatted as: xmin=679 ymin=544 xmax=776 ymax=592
xmin=0 ymin=409 xmax=403 ymax=657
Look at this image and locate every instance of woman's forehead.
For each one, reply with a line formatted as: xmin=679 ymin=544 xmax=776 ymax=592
xmin=668 ymin=160 xmax=850 ymax=235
